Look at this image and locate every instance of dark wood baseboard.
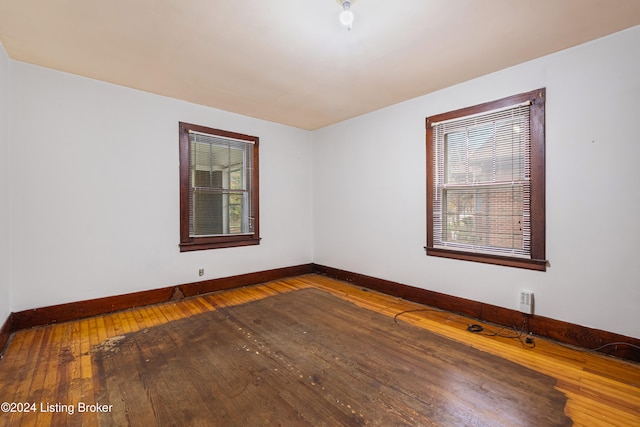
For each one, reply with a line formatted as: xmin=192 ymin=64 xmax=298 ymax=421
xmin=10 ymin=264 xmax=314 ymax=332
xmin=313 ymin=264 xmax=640 ymax=363
xmin=178 ymin=263 xmax=314 ymax=298
xmin=4 ymin=262 xmax=638 ymax=363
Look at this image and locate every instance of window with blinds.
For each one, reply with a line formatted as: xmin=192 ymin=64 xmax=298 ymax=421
xmin=179 ymin=122 xmax=259 ymax=251
xmin=426 ymin=89 xmax=547 ymax=271
xmin=189 ymin=132 xmax=253 ymax=237
xmin=433 ymin=103 xmax=530 ymax=256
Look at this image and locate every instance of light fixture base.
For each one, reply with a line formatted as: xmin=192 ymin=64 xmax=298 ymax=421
xmin=337 ymin=0 xmax=357 ymax=30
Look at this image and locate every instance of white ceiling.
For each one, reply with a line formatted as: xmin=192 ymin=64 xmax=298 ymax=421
xmin=1 ymin=1 xmax=639 ymax=130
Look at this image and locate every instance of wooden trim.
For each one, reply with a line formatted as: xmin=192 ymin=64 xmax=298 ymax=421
xmin=177 ymin=263 xmax=313 ymax=298
xmin=529 ymin=90 xmax=546 ymax=261
xmin=425 ymin=247 xmax=547 ymax=271
xmin=178 ymin=122 xmax=260 ymax=252
xmin=425 ymin=120 xmax=435 ymax=251
xmin=10 ymin=264 xmax=314 ymax=332
xmin=7 ymin=262 xmax=639 ymax=363
xmin=0 ymin=314 xmax=11 ymax=356
xmin=426 ymin=89 xmax=547 ymax=271
xmin=313 ymin=264 xmax=484 ymax=317
xmin=12 ymin=287 xmax=175 ymax=332
xmin=313 ymin=264 xmax=640 ymax=363
xmin=179 ymin=122 xmax=191 ymax=245
xmin=426 ymin=89 xmax=542 ymax=125
xmin=179 ymin=236 xmax=261 ymax=252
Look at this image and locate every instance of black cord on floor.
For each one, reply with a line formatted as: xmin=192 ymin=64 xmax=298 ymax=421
xmin=393 ymin=307 xmax=640 ymax=357
xmin=393 ymin=308 xmax=535 ymax=348
xmin=467 ymin=319 xmax=536 ymax=348
xmin=393 ymin=308 xmax=443 ymax=325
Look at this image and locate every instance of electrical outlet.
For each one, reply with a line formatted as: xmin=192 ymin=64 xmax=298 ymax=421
xmin=519 ymin=290 xmax=534 ymax=314
xmin=198 ymin=268 xmax=204 ymax=277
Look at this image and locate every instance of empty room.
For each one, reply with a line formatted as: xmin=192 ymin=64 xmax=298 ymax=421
xmin=1 ymin=1 xmax=639 ymax=425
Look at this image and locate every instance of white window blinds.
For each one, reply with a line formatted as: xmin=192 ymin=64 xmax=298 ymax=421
xmin=432 ymin=103 xmax=531 ymax=257
xmin=188 ymin=131 xmax=253 ymax=237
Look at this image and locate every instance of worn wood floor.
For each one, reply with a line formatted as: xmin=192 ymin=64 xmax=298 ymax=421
xmin=0 ymin=274 xmax=639 ymax=426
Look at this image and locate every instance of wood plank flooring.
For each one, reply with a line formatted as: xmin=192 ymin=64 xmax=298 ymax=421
xmin=0 ymin=274 xmax=639 ymax=426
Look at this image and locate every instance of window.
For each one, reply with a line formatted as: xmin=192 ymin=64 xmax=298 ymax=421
xmin=426 ymin=89 xmax=546 ymax=271
xmin=179 ymin=122 xmax=259 ymax=251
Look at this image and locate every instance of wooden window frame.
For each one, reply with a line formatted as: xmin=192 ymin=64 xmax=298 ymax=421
xmin=426 ymin=89 xmax=547 ymax=271
xmin=179 ymin=122 xmax=260 ymax=252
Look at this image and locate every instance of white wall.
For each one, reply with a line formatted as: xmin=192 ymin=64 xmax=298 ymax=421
xmin=8 ymin=62 xmax=313 ymax=311
xmin=313 ymin=26 xmax=640 ymax=339
xmin=0 ymin=43 xmax=10 ymax=326
xmin=4 ymin=26 xmax=639 ymax=341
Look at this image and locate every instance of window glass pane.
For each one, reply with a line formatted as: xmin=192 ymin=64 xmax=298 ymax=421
xmin=192 ymin=142 xmax=212 ymax=187
xmin=495 ymin=118 xmax=526 ymax=182
xmin=211 ymin=144 xmax=230 ymax=174
xmin=193 ymin=189 xmax=223 ymax=235
xmin=443 ymin=188 xmax=476 ymax=245
xmin=229 ymin=168 xmax=242 ymax=190
xmin=444 ymin=131 xmax=466 ymax=184
xmin=443 ymin=186 xmax=524 ymax=252
xmin=189 ymin=137 xmax=249 ymax=237
xmin=228 ymin=193 xmax=244 ymax=234
xmin=468 ymin=125 xmax=494 ymax=183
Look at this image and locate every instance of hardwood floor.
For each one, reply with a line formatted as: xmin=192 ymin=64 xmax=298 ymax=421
xmin=0 ymin=274 xmax=638 ymax=426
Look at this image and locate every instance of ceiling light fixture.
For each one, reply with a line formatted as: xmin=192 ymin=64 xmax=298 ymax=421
xmin=337 ymin=0 xmax=356 ymax=30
